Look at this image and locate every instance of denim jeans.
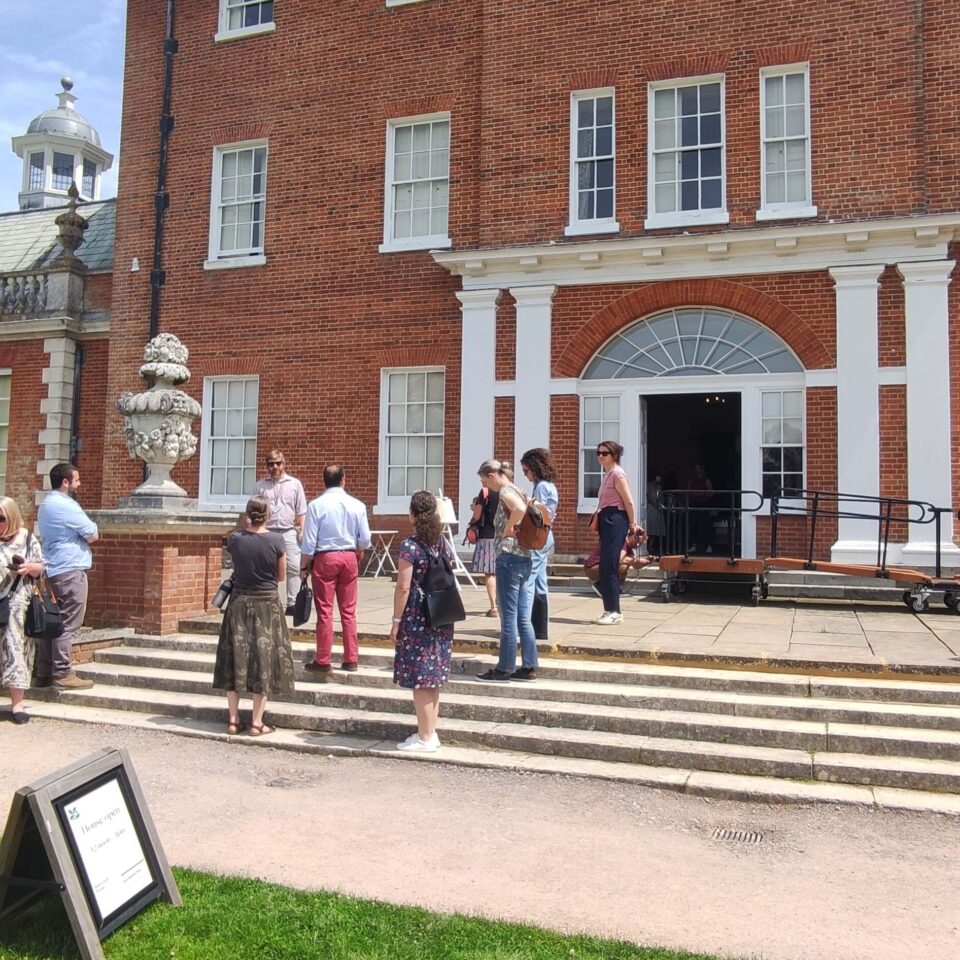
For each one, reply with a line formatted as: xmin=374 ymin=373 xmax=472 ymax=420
xmin=495 ymin=551 xmax=537 ymax=672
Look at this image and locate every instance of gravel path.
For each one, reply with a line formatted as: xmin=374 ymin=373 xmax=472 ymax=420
xmin=2 ymin=719 xmax=958 ymax=960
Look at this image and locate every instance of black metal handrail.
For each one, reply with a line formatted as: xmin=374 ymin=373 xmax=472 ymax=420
xmin=657 ymin=489 xmax=764 ymax=562
xmin=768 ymin=489 xmax=944 ymax=575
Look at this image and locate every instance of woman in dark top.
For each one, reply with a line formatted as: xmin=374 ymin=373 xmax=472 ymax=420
xmin=470 ymin=477 xmax=500 ymax=616
xmin=213 ymin=496 xmax=295 ymax=736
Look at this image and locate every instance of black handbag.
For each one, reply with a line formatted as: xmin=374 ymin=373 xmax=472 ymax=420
xmin=292 ymin=579 xmax=313 ymax=626
xmin=25 ymin=578 xmax=65 ymax=641
xmin=421 ymin=542 xmax=466 ymax=628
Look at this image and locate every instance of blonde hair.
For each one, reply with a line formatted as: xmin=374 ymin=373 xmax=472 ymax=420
xmin=477 ymin=459 xmax=513 ymax=479
xmin=0 ymin=496 xmax=24 ymax=536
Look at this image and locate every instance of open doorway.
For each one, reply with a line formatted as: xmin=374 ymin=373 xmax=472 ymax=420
xmin=644 ymin=392 xmax=741 ymax=555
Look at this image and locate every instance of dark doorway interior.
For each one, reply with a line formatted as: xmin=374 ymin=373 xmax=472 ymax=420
xmin=645 ymin=392 xmax=741 ymax=555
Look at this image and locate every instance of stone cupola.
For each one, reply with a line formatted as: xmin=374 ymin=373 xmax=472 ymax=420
xmin=11 ymin=77 xmax=114 ymax=211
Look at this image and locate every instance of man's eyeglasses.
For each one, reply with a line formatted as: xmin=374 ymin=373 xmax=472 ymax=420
xmin=267 ymin=460 xmax=283 ymax=467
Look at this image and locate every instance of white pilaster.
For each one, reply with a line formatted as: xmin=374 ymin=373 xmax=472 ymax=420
xmin=35 ymin=336 xmax=76 ymax=506
xmin=898 ymin=260 xmax=959 ymax=568
xmin=829 ymin=264 xmax=883 ymax=562
xmin=510 ymin=285 xmax=556 ymax=487
xmin=456 ymin=289 xmax=500 ymax=530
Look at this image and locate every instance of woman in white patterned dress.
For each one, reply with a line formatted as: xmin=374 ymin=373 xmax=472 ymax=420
xmin=0 ymin=496 xmax=46 ymax=724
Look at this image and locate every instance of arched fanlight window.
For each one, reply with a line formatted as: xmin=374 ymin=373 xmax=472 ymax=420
xmin=582 ymin=308 xmax=803 ymax=379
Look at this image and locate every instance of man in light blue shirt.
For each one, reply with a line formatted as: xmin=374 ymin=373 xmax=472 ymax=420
xmin=36 ymin=463 xmax=98 ymax=690
xmin=299 ymin=464 xmax=371 ymax=679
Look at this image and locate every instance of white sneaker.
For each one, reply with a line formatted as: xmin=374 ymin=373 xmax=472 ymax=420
xmin=398 ymin=732 xmax=420 ymax=747
xmin=397 ymin=733 xmax=440 ymax=753
xmin=593 ymin=611 xmax=623 ymax=625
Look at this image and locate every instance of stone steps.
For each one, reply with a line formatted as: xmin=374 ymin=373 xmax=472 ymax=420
xmin=117 ymin=634 xmax=960 ymax=701
xmin=23 ymin=634 xmax=960 ymax=805
xmin=96 ymin=645 xmax=960 ymax=729
xmin=67 ymin=659 xmax=960 ymax=766
xmin=24 ymin=698 xmax=960 ymax=815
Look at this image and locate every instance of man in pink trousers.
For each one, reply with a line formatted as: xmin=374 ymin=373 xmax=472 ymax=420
xmin=299 ymin=464 xmax=371 ymax=680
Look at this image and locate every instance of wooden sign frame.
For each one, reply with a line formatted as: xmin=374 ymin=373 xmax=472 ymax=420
xmin=0 ymin=748 xmax=181 ymax=960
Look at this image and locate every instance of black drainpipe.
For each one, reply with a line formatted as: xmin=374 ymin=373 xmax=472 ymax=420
xmin=149 ymin=0 xmax=177 ymax=340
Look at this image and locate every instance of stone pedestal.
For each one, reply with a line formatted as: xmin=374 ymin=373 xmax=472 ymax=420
xmin=85 ymin=508 xmax=237 ymax=635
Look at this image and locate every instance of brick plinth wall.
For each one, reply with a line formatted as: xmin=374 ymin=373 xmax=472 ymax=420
xmin=86 ymin=515 xmax=235 ymax=635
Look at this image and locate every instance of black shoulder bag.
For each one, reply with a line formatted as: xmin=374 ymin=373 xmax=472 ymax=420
xmin=24 ymin=535 xmax=65 ymax=641
xmin=420 ymin=541 xmax=466 ymax=628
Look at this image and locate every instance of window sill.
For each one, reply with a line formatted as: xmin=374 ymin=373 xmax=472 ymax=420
xmin=204 ymin=254 xmax=267 ymax=271
xmin=386 ymin=0 xmax=432 ymax=6
xmin=214 ymin=22 xmax=276 ymax=43
xmin=755 ymin=205 xmax=818 ymax=222
xmin=198 ymin=500 xmax=246 ymax=513
xmin=379 ymin=236 xmax=452 ymax=254
xmin=643 ymin=210 xmax=729 ymax=230
xmin=373 ymin=501 xmax=417 ymax=516
xmin=564 ymin=221 xmax=621 ymax=238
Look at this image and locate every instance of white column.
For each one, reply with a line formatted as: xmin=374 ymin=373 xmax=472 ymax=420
xmin=898 ymin=260 xmax=959 ymax=567
xmin=740 ymin=386 xmax=761 ymax=559
xmin=829 ymin=264 xmax=884 ymax=562
xmin=510 ymin=285 xmax=556 ymax=483
xmin=456 ymin=289 xmax=500 ymax=530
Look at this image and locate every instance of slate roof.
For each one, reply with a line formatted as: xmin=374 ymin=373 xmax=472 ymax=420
xmin=0 ymin=199 xmax=115 ymax=273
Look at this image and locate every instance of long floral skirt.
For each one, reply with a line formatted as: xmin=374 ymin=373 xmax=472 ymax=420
xmin=213 ymin=591 xmax=295 ymax=697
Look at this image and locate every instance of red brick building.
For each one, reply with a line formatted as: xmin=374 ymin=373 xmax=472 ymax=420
xmin=6 ymin=1 xmax=960 ymax=566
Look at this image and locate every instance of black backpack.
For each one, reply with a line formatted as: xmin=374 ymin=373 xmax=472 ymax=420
xmin=420 ymin=540 xmax=466 ymax=628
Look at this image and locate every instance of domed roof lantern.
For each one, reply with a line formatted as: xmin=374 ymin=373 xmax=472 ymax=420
xmin=11 ymin=77 xmax=114 ymax=211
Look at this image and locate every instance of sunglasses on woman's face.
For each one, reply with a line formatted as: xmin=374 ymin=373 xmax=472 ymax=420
xmin=0 ymin=514 xmax=6 ymax=521
xmin=596 ymin=450 xmax=612 ymax=457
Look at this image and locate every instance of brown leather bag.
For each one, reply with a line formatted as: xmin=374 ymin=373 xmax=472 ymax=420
xmin=516 ymin=498 xmax=552 ymax=550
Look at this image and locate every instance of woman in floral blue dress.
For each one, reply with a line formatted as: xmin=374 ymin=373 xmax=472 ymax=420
xmin=389 ymin=490 xmax=454 ymax=753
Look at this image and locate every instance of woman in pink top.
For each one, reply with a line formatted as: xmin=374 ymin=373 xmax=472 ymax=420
xmin=594 ymin=440 xmax=640 ymax=624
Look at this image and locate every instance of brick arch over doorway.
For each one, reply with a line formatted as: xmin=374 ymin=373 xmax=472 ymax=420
xmin=554 ymin=279 xmax=832 ymax=377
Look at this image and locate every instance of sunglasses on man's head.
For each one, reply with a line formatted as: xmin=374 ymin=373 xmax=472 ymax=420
xmin=267 ymin=460 xmax=283 ymax=466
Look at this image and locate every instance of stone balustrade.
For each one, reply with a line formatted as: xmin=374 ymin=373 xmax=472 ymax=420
xmin=0 ymin=271 xmax=49 ymax=315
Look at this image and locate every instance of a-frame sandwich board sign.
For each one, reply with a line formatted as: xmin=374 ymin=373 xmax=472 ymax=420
xmin=0 ymin=747 xmax=181 ymax=960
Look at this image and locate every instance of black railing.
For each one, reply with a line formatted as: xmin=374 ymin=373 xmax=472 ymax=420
xmin=657 ymin=489 xmax=765 ymax=562
xmin=768 ymin=489 xmax=952 ymax=575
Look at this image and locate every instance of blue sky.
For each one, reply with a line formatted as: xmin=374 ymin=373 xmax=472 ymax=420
xmin=0 ymin=0 xmax=126 ymax=213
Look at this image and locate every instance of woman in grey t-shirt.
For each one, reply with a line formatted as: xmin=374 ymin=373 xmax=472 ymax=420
xmin=213 ymin=496 xmax=295 ymax=735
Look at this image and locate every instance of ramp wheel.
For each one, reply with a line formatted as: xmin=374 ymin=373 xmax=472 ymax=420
xmin=751 ymin=586 xmax=761 ymax=607
xmin=760 ymin=581 xmax=769 ymax=600
xmin=944 ymin=591 xmax=956 ymax=611
xmin=902 ymin=590 xmax=913 ymax=609
xmin=909 ymin=595 xmax=929 ymax=614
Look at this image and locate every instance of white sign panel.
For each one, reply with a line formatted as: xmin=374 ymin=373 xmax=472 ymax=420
xmin=62 ymin=778 xmax=154 ymax=920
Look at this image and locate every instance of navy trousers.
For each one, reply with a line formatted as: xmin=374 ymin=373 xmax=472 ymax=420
xmin=598 ymin=507 xmax=629 ymax=613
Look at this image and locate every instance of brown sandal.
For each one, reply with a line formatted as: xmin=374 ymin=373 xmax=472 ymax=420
xmin=485 ymin=608 xmax=499 ymax=618
xmin=248 ymin=723 xmax=275 ymax=737
xmin=227 ymin=717 xmax=241 ymax=735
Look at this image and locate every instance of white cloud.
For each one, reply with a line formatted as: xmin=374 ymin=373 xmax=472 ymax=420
xmin=0 ymin=0 xmax=125 ymax=212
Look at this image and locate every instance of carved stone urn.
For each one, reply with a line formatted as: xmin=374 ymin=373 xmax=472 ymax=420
xmin=117 ymin=333 xmax=202 ymax=499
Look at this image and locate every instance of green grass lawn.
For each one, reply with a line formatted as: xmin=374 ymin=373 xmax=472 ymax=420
xmin=0 ymin=867 xmax=725 ymax=960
